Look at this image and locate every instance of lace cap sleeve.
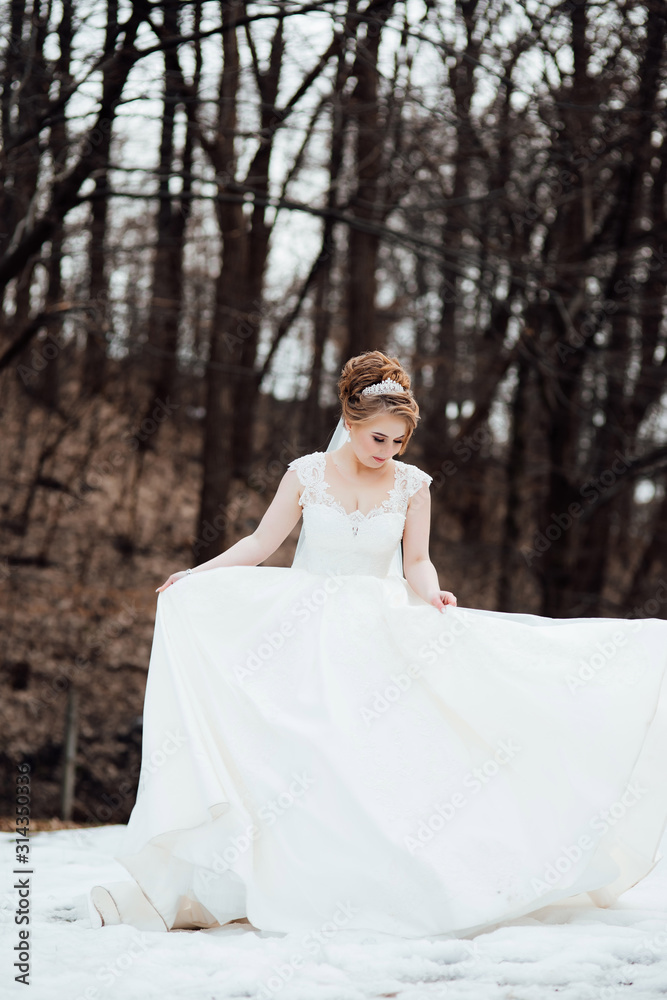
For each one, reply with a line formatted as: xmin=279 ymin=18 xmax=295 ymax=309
xmin=401 ymin=463 xmax=433 ymax=499
xmin=286 ymin=452 xmax=326 ymax=506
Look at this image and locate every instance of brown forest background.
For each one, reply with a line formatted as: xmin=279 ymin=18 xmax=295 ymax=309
xmin=2 ymin=0 xmax=667 ymax=823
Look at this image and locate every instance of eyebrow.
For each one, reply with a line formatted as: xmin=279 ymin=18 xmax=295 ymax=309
xmin=372 ymin=432 xmax=405 ymax=439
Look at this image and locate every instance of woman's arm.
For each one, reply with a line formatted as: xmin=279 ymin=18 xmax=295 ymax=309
xmin=156 ymin=469 xmax=303 ymax=592
xmin=402 ymin=481 xmax=457 ymax=612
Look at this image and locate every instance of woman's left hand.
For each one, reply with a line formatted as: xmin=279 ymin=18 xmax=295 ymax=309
xmin=156 ymin=570 xmax=189 ymax=593
xmin=430 ymin=590 xmax=457 ymax=613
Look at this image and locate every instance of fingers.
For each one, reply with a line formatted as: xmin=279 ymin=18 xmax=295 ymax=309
xmin=432 ymin=591 xmax=457 ymax=611
xmin=156 ymin=570 xmax=188 ymax=593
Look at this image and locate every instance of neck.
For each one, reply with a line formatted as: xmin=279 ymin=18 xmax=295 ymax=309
xmin=335 ymin=442 xmax=392 ymax=476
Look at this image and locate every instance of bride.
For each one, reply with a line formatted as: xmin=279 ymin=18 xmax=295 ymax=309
xmin=89 ymin=350 xmax=667 ymax=938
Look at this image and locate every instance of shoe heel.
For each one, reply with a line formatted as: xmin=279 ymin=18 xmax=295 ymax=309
xmin=89 ymin=886 xmax=121 ymax=927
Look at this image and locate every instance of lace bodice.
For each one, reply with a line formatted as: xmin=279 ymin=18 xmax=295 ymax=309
xmin=287 ymin=452 xmax=432 ymax=578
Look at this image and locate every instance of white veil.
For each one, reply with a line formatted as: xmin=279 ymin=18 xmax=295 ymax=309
xmin=291 ymin=416 xmax=404 ymax=578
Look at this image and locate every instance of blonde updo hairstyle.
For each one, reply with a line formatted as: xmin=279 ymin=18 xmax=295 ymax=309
xmin=338 ymin=350 xmax=419 ymax=456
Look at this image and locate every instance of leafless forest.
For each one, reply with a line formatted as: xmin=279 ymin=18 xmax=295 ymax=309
xmin=2 ymin=0 xmax=667 ymax=820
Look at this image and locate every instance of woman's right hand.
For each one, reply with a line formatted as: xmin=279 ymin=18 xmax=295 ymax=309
xmin=156 ymin=570 xmax=189 ymax=593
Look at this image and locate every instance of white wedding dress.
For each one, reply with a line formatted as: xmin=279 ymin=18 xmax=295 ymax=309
xmin=90 ymin=451 xmax=667 ymax=938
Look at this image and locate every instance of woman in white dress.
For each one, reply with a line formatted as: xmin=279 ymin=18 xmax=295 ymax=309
xmin=89 ymin=350 xmax=667 ymax=938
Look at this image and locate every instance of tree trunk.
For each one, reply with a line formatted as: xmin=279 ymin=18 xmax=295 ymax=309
xmin=421 ymin=0 xmax=480 ymax=468
xmin=344 ymin=0 xmax=394 ymax=358
xmin=196 ymin=1 xmax=244 ymax=562
xmin=82 ymin=0 xmax=119 ymax=396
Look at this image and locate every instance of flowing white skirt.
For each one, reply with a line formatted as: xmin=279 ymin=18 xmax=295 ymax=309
xmin=99 ymin=566 xmax=667 ymax=937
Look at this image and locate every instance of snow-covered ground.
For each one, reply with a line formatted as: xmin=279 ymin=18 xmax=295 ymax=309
xmin=2 ymin=824 xmax=667 ymax=1000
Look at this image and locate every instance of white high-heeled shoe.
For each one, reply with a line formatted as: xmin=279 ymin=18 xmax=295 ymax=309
xmin=88 ymin=881 xmax=167 ymax=931
xmin=88 ymin=886 xmax=121 ymax=928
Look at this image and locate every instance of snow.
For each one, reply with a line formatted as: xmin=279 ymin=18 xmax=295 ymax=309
xmin=2 ymin=824 xmax=667 ymax=1000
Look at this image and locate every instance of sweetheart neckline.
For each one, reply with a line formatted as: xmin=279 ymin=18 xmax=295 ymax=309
xmin=305 ymin=500 xmax=406 ymax=521
xmin=319 ymin=457 xmax=401 ymax=519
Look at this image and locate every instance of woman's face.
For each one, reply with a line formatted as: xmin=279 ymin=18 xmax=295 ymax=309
xmin=345 ymin=413 xmax=410 ymax=468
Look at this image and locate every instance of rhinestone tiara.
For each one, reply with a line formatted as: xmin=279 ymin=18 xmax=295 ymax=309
xmin=360 ymin=378 xmax=406 ymax=397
